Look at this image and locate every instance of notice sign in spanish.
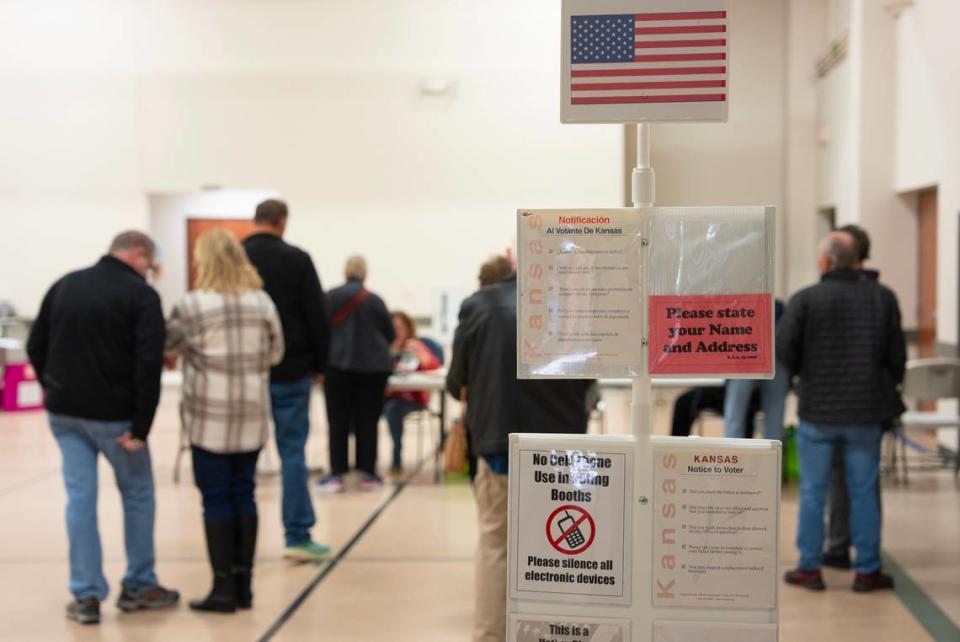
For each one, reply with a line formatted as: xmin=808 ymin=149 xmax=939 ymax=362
xmin=509 ymin=614 xmax=630 ymax=642
xmin=652 ymin=439 xmax=780 ymax=609
xmin=509 ymin=438 xmax=632 ymax=604
xmin=648 ymin=294 xmax=773 ymax=375
xmin=517 ymin=209 xmax=643 ymax=379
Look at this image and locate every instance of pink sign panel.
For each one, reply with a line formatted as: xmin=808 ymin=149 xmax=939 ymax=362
xmin=648 ymin=294 xmax=773 ymax=375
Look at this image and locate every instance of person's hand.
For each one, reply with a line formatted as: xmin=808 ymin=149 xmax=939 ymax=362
xmin=314 ymin=373 xmax=325 ymax=387
xmin=163 ymin=354 xmax=178 ymax=370
xmin=116 ymin=431 xmax=145 ymax=452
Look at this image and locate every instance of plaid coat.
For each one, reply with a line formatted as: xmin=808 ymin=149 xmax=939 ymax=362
xmin=166 ymin=289 xmax=284 ymax=454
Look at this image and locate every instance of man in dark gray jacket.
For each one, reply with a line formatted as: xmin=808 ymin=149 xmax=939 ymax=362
xmin=778 ymin=232 xmax=906 ymax=593
xmin=446 ymin=270 xmax=591 ymax=642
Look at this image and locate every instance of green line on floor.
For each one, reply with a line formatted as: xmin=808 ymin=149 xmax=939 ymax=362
xmin=883 ymin=551 xmax=960 ymax=642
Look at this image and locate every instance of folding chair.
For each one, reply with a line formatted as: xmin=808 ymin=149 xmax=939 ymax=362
xmin=891 ymin=357 xmax=960 ymax=482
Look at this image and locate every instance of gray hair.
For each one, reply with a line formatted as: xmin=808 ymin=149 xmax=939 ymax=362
xmin=344 ymin=255 xmax=367 ymax=282
xmin=109 ymin=231 xmax=156 ymax=259
xmin=818 ymin=231 xmax=857 ymax=270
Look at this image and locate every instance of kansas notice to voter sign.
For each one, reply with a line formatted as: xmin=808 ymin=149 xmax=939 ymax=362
xmin=509 ymin=435 xmax=633 ymax=604
xmin=652 ymin=438 xmax=780 ymax=610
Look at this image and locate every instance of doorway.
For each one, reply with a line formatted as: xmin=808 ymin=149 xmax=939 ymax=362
xmin=186 ymin=218 xmax=260 ymax=290
xmin=917 ymin=188 xmax=937 ymax=358
xmin=817 ymin=206 xmax=836 ymax=238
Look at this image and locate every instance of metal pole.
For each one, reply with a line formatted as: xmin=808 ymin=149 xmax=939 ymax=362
xmin=631 ymin=124 xmax=654 ymax=439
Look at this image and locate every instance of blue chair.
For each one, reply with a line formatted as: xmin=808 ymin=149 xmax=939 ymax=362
xmin=418 ymin=336 xmax=444 ymax=365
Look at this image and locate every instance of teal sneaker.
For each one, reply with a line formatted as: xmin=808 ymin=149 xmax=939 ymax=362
xmin=283 ymin=542 xmax=332 ymax=562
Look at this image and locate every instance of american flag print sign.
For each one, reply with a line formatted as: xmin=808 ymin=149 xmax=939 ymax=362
xmin=561 ymin=0 xmax=729 ymax=123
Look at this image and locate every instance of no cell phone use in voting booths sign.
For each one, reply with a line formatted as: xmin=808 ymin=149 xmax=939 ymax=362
xmin=509 ymin=436 xmax=633 ymax=605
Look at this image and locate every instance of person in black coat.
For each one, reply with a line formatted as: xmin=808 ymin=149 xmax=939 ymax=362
xmin=244 ymin=199 xmax=332 ymax=562
xmin=445 ymin=270 xmax=591 ymax=642
xmin=778 ymin=231 xmax=906 ymax=593
xmin=316 ymin=255 xmax=396 ymax=492
xmin=27 ymin=231 xmax=179 ymax=624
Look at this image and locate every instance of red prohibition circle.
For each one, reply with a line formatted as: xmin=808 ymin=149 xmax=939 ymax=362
xmin=545 ymin=504 xmax=596 ymax=555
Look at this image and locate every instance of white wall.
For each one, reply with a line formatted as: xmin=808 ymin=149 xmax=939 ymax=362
xmin=784 ymin=0 xmax=823 ymax=293
xmin=0 ymin=2 xmax=145 ymax=315
xmin=891 ymin=0 xmax=960 ymax=451
xmin=856 ymin=0 xmax=917 ymax=328
xmin=813 ymin=0 xmax=918 ymax=329
xmin=650 ymin=0 xmax=789 ymax=294
xmin=893 ymin=10 xmax=942 ymax=194
xmin=817 ymin=57 xmax=859 ymax=222
xmin=891 ymin=1 xmax=960 ymax=350
xmin=0 ymin=0 xmax=621 ymax=319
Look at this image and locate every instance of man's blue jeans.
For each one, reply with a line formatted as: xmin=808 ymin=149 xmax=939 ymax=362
xmin=49 ymin=413 xmax=158 ymax=600
xmin=723 ymin=363 xmax=790 ymax=441
xmin=796 ymin=421 xmax=882 ymax=574
xmin=270 ymin=378 xmax=316 ymax=546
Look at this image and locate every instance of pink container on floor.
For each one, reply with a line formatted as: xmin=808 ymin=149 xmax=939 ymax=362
xmin=2 ymin=362 xmax=44 ymax=412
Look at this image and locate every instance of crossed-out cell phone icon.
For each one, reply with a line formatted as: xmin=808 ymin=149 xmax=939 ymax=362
xmin=556 ymin=510 xmax=586 ymax=548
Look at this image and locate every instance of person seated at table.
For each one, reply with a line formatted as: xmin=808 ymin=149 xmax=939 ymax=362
xmin=672 ymin=384 xmax=760 ymax=437
xmin=384 ymin=311 xmax=441 ymax=475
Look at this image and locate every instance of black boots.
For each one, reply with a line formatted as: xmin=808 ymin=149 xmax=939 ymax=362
xmin=190 ymin=519 xmax=238 ymax=613
xmin=190 ymin=515 xmax=259 ymax=613
xmin=234 ymin=514 xmax=258 ymax=609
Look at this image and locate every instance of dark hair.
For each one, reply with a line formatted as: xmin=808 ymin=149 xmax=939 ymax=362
xmin=478 ymin=255 xmax=513 ymax=287
xmin=838 ymin=224 xmax=870 ymax=262
xmin=254 ymin=199 xmax=288 ymax=226
xmin=392 ymin=311 xmax=416 ymax=339
xmin=109 ymin=230 xmax=155 ymax=259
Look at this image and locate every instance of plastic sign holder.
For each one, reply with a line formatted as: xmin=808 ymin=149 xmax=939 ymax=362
xmin=508 ymin=1 xmax=781 ymax=640
xmin=517 ymin=206 xmax=776 ymax=380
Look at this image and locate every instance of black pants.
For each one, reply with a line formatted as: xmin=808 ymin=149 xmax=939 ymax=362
xmin=671 ymin=385 xmax=759 ymax=437
xmin=324 ymin=368 xmax=389 ymax=476
xmin=191 ymin=446 xmax=260 ymax=521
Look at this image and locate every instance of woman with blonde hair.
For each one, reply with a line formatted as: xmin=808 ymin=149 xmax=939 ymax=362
xmin=166 ymin=228 xmax=284 ymax=614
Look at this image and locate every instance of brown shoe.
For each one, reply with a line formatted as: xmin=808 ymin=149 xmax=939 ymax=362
xmin=784 ymin=568 xmax=826 ymax=591
xmin=852 ymin=571 xmax=894 ymax=592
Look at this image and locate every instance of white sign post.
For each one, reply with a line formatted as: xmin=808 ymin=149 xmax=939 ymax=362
xmin=508 ymin=1 xmax=781 ymax=640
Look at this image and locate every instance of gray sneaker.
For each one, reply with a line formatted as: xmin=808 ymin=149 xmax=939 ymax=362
xmin=66 ymin=597 xmax=100 ymax=624
xmin=116 ymin=583 xmax=180 ymax=612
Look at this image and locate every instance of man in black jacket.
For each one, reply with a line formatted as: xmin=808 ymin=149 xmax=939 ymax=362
xmin=823 ymin=224 xmax=903 ymax=569
xmin=244 ymin=199 xmax=332 ymax=562
xmin=28 ymin=231 xmax=179 ymax=625
xmin=446 ymin=270 xmax=591 ymax=642
xmin=777 ymin=231 xmax=906 ymax=593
